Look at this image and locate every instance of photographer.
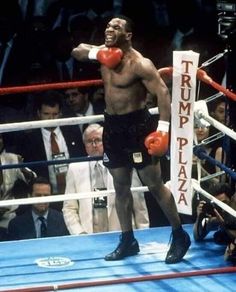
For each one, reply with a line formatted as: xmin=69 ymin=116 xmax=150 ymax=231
xmin=193 ymin=182 xmax=234 ymax=244
xmin=222 ymin=196 xmax=236 ymax=263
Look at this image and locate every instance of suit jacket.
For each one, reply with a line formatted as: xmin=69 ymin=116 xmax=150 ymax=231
xmin=7 ymin=208 xmax=69 ymax=240
xmin=0 ymin=152 xmax=26 ymax=229
xmin=63 ymin=161 xmax=149 ymax=235
xmin=17 ymin=126 xmax=87 ymax=180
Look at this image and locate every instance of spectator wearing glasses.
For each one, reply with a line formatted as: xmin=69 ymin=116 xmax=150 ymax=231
xmin=63 ymin=123 xmax=149 ymax=234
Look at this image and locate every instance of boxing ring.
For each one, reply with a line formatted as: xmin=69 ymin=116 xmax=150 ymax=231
xmin=1 ymin=51 xmax=236 ymax=291
xmin=1 ymin=224 xmax=236 ymax=291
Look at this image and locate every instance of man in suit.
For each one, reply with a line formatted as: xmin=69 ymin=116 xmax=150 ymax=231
xmin=17 ymin=90 xmax=86 ymax=210
xmin=8 ymin=176 xmax=69 ymax=240
xmin=63 ymin=123 xmax=149 ymax=234
xmin=63 ymin=87 xmax=104 ymax=133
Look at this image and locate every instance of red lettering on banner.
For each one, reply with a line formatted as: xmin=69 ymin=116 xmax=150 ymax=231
xmin=178 ymin=166 xmax=187 ymax=178
xmin=172 ymin=56 xmax=197 ymax=212
xmin=181 ymin=60 xmax=193 ymax=73
xmin=181 ymin=74 xmax=191 ymax=87
xmin=178 ymin=151 xmax=187 ymax=164
xmin=179 ymin=101 xmax=191 ymax=115
xmin=177 ymin=137 xmax=188 ymax=150
xmin=179 ymin=116 xmax=189 ymax=128
xmin=178 ymin=192 xmax=188 ymax=205
xmin=180 ymin=87 xmax=191 ymax=101
xmin=178 ymin=178 xmax=187 ymax=192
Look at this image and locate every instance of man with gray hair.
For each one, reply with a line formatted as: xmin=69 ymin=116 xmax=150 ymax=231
xmin=63 ymin=123 xmax=149 ymax=234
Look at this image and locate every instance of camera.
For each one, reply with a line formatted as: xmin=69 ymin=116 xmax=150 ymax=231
xmin=203 ymin=200 xmax=223 ymax=216
xmin=203 ymin=201 xmax=215 ymax=215
xmin=217 ymin=1 xmax=236 ymax=40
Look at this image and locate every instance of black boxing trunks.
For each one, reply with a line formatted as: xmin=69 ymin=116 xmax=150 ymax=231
xmin=103 ymin=107 xmax=158 ymax=169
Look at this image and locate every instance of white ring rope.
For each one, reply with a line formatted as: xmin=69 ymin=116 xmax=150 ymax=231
xmin=192 ymin=179 xmax=236 ymax=218
xmin=2 ymin=180 xmax=236 ymax=220
xmin=205 ymin=92 xmax=224 ymax=103
xmin=0 ymin=108 xmax=159 ymax=134
xmin=199 ymin=50 xmax=227 ymax=68
xmin=200 ymin=171 xmax=226 ymax=182
xmin=0 ymin=186 xmax=149 ymax=207
xmin=198 ymin=112 xmax=236 ymax=141
xmin=194 ymin=99 xmax=236 ymax=141
xmin=0 ymin=115 xmax=104 ymax=134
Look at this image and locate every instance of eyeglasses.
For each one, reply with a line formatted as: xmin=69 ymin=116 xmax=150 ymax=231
xmin=85 ymin=138 xmax=103 ymax=146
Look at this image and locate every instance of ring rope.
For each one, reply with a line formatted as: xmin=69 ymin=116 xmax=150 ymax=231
xmin=158 ymin=67 xmax=236 ymax=101
xmin=0 ymin=79 xmax=103 ymax=96
xmin=200 ymin=170 xmax=226 ymax=182
xmin=200 ymin=132 xmax=225 ymax=146
xmin=3 ymin=266 xmax=236 ymax=292
xmin=193 ymin=145 xmax=236 ymax=180
xmin=205 ymin=92 xmax=224 ymax=103
xmin=0 ymin=186 xmax=149 ymax=207
xmin=0 ymin=66 xmax=233 ymax=101
xmin=0 ymin=155 xmax=102 ymax=170
xmin=195 ymin=111 xmax=236 ymax=141
xmin=197 ymin=69 xmax=236 ymax=101
xmin=0 ymin=108 xmax=159 ymax=134
xmin=199 ymin=50 xmax=227 ymax=68
xmin=0 ymin=115 xmax=104 ymax=134
xmin=1 ymin=177 xmax=236 ymax=221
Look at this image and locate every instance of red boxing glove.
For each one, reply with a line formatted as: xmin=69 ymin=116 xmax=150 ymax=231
xmin=144 ymin=121 xmax=170 ymax=156
xmin=89 ymin=47 xmax=123 ymax=69
xmin=144 ymin=131 xmax=169 ymax=156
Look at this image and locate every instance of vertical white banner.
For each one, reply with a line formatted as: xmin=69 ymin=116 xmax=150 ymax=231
xmin=170 ymin=51 xmax=199 ymax=215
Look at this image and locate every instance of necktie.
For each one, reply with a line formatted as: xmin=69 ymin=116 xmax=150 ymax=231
xmin=38 ymin=216 xmax=47 ymax=237
xmin=93 ymin=162 xmax=108 ymax=232
xmin=94 ymin=162 xmax=106 ymax=190
xmin=93 ymin=162 xmax=107 ymax=209
xmin=50 ymin=132 xmax=66 ymax=194
xmin=51 ymin=131 xmax=60 ymax=154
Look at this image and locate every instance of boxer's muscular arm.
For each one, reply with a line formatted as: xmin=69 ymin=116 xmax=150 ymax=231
xmin=137 ymin=58 xmax=171 ymax=156
xmin=72 ymin=44 xmax=123 ymax=69
xmin=139 ymin=58 xmax=171 ymax=122
xmin=71 ymin=43 xmax=105 ymax=61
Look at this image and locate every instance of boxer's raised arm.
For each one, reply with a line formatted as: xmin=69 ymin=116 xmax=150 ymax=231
xmin=71 ymin=43 xmax=103 ymax=61
xmin=72 ymin=44 xmax=123 ymax=69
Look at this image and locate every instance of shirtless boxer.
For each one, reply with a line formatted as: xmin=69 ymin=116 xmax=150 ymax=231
xmin=71 ymin=15 xmax=190 ymax=264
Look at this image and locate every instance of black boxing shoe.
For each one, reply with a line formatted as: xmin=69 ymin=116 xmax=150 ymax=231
xmin=165 ymin=230 xmax=191 ymax=264
xmin=105 ymin=238 xmax=140 ymax=261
